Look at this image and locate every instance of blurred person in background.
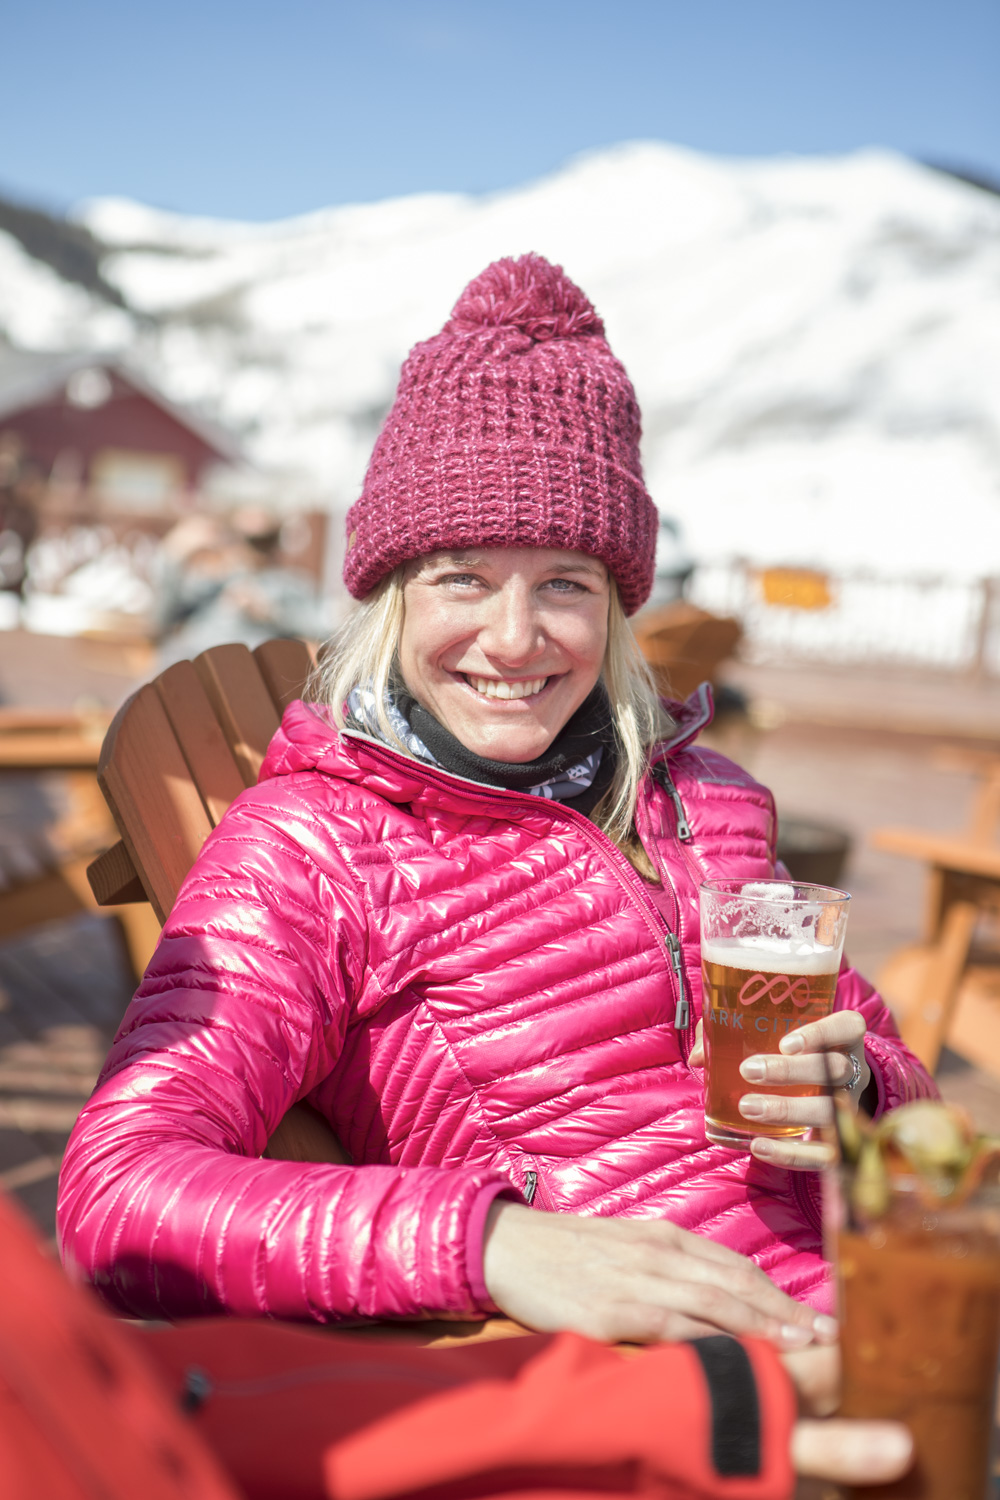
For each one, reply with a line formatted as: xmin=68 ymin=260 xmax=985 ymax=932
xmin=154 ymin=505 xmax=331 ymax=667
xmin=58 ymin=256 xmax=933 ymax=1354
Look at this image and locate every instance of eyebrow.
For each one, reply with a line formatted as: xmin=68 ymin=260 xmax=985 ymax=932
xmin=432 ymin=552 xmax=484 ymax=567
xmin=550 ymin=560 xmax=606 ymax=577
xmin=425 ymin=553 xmax=606 ymax=577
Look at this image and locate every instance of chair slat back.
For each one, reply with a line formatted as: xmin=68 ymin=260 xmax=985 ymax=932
xmin=193 ymin=645 xmax=282 ymax=788
xmin=155 ymin=661 xmax=248 ymax=825
xmin=94 ymin=639 xmax=315 ymax=922
xmin=254 ymin=638 xmax=317 ymax=714
xmin=98 ymin=686 xmax=215 ymax=923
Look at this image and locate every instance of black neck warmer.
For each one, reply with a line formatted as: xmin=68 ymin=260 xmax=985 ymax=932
xmin=394 ymin=683 xmax=618 ymax=818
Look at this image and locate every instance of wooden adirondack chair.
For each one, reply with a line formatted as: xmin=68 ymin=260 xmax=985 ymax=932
xmin=86 ymin=638 xmax=347 ymax=1166
xmin=632 ymin=601 xmax=742 ymax=702
xmin=873 ymin=754 xmax=1000 ymax=1076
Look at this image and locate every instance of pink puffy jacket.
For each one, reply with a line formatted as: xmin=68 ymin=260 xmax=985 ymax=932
xmin=57 ymin=688 xmax=934 ymax=1323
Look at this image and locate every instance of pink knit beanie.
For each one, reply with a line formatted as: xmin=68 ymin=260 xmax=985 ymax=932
xmin=343 ymin=254 xmax=659 ymax=615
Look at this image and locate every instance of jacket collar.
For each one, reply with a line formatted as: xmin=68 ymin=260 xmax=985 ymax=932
xmin=654 ymin=682 xmax=715 ymax=760
xmin=261 ymin=683 xmax=716 ymax=806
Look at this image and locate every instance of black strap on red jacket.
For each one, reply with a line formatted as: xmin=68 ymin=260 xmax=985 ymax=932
xmin=689 ymin=1336 xmax=761 ymax=1477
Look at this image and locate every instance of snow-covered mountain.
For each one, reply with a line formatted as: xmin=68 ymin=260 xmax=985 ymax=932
xmin=3 ymin=141 xmax=999 ymax=579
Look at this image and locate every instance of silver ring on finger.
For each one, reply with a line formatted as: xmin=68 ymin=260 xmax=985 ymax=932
xmin=840 ymin=1052 xmax=863 ymax=1093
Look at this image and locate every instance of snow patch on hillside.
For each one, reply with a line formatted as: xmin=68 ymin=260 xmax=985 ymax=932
xmin=3 ymin=141 xmax=999 ymax=579
xmin=0 ymin=230 xmax=131 ymax=349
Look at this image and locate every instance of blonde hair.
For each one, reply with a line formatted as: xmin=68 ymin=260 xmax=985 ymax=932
xmin=308 ymin=567 xmax=671 ymax=865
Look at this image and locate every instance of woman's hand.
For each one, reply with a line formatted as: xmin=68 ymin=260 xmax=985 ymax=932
xmin=782 ymin=1345 xmax=913 ymax=1496
xmin=740 ymin=1010 xmax=870 ymax=1170
xmin=688 ymin=1012 xmax=871 ymax=1171
xmin=482 ymin=1201 xmax=838 ymax=1348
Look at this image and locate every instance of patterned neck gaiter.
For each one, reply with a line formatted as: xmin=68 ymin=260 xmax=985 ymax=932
xmin=346 ymin=681 xmax=617 ymax=818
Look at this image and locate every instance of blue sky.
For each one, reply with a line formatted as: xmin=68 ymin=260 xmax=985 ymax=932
xmin=3 ymin=0 xmax=998 ymax=220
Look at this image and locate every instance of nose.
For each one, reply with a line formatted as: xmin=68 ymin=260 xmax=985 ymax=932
xmin=478 ymin=582 xmax=546 ymax=668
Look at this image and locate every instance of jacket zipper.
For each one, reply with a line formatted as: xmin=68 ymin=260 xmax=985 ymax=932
xmin=522 ymin=1165 xmax=555 ymax=1210
xmin=637 ymin=756 xmax=702 ymax=1055
xmin=649 ymin=753 xmax=712 ymax=894
xmin=665 ymin=931 xmax=689 ymax=1030
xmin=651 ymin=762 xmax=692 ymax=841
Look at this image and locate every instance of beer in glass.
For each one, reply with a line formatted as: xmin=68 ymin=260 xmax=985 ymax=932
xmin=699 ymin=879 xmax=850 ymax=1149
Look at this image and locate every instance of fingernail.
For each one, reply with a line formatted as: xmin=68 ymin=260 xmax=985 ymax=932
xmin=780 ymin=1323 xmax=814 ymax=1347
xmin=813 ymin=1313 xmax=839 ymax=1342
xmin=739 ymin=1096 xmax=766 ymax=1119
xmin=871 ymin=1427 xmax=913 ymax=1466
xmin=780 ymin=1033 xmax=805 ymax=1054
xmin=740 ymin=1058 xmax=766 ymax=1082
xmin=751 ymin=1138 xmax=775 ymax=1158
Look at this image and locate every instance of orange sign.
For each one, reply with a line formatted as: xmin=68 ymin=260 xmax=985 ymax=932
xmin=757 ymin=568 xmax=833 ymax=610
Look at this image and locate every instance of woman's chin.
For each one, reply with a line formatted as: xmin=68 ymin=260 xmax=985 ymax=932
xmin=434 ymin=702 xmax=554 ymax=762
xmin=457 ymin=725 xmax=555 ymax=763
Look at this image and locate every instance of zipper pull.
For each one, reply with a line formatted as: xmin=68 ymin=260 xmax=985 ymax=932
xmin=665 ymin=931 xmax=690 ymax=1029
xmin=652 ymin=762 xmax=692 ymax=842
xmin=523 ymin=1170 xmax=538 ymax=1206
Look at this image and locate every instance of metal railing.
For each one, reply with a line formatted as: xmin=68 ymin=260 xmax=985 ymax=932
xmin=688 ymin=562 xmax=1000 ymax=676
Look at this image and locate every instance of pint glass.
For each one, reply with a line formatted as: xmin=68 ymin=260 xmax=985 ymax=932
xmin=699 ymin=879 xmax=850 ymax=1149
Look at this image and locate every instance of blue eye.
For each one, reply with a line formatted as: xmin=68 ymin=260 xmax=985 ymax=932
xmin=439 ymin=573 xmax=485 ymax=590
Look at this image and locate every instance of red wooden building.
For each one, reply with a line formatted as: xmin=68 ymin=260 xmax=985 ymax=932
xmin=0 ymin=350 xmax=239 ymax=519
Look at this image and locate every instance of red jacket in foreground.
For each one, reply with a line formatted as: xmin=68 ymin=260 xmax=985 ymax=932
xmin=57 ymin=689 xmax=934 ymax=1322
xmin=0 ymin=1177 xmax=799 ymax=1500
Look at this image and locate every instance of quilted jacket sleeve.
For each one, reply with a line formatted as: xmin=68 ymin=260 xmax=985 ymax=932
xmin=56 ymin=782 xmax=513 ymax=1323
xmin=834 ymin=962 xmax=937 ymax=1114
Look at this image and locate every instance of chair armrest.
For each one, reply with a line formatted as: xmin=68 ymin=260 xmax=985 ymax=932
xmin=87 ymin=841 xmax=147 ymax=906
xmin=871 ymin=827 xmax=1000 ymax=880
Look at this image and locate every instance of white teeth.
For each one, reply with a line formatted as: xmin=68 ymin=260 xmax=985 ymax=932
xmin=469 ymin=676 xmax=547 ymax=699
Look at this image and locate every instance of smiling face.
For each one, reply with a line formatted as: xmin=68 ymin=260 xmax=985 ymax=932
xmin=397 ymin=547 xmax=611 ymax=763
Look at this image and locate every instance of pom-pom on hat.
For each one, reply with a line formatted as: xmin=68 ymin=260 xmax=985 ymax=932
xmin=343 ymin=253 xmax=658 ymax=614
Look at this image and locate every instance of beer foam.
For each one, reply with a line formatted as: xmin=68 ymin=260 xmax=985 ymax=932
xmin=701 ymin=935 xmax=841 ymax=975
xmin=738 ymin=881 xmax=796 ymax=903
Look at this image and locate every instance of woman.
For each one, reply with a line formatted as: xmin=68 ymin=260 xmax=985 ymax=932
xmin=58 ymin=254 xmax=934 ymax=1345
